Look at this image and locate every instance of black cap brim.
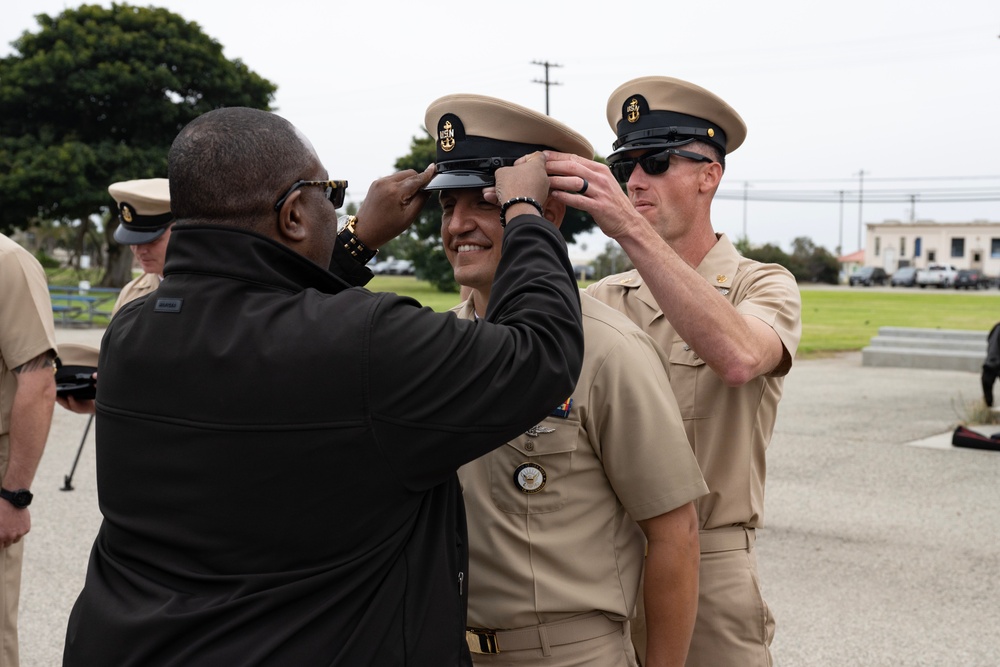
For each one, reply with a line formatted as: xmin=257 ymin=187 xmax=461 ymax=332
xmin=607 ymin=138 xmax=695 ymax=162
xmin=114 ymin=224 xmax=168 ymax=246
xmin=423 ymin=170 xmax=497 ymax=192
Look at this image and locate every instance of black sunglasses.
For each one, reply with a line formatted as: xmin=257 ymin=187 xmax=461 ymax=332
xmin=274 ymin=179 xmax=348 ymax=211
xmin=608 ymin=148 xmax=714 ymax=182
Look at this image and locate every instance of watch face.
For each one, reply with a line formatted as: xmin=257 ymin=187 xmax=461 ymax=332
xmin=2 ymin=488 xmax=32 ymax=508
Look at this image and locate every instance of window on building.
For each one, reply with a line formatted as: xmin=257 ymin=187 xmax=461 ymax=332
xmin=951 ymin=237 xmax=964 ymax=258
xmin=915 ymin=237 xmax=922 ymax=258
xmin=973 ymin=251 xmax=982 ymax=263
xmin=928 ymin=250 xmax=936 ymax=262
xmin=900 ymin=237 xmax=906 ymax=257
xmin=875 ymin=237 xmax=881 ymax=257
xmin=992 ymin=238 xmax=1000 ymax=258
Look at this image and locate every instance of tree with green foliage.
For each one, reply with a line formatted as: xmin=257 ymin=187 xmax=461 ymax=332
xmin=390 ymin=133 xmax=602 ymax=292
xmin=0 ymin=3 xmax=276 ymax=285
xmin=741 ymin=237 xmax=839 ymax=284
xmin=592 ymin=240 xmax=634 ymax=279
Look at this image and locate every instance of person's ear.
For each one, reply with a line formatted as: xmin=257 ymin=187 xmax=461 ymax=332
xmin=699 ymin=161 xmax=724 ymax=193
xmin=276 ymin=190 xmax=308 ymax=243
xmin=541 ymin=196 xmax=567 ymax=229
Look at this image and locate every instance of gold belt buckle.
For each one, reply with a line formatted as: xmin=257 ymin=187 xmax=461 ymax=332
xmin=466 ymin=628 xmax=500 ymax=654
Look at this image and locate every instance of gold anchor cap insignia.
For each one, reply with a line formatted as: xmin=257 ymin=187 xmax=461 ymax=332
xmin=626 ymin=97 xmax=640 ymax=123
xmin=121 ymin=204 xmax=134 ymax=223
xmin=439 ymin=120 xmax=456 ymax=152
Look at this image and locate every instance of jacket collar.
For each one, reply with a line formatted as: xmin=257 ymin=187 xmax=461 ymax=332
xmin=163 ymin=224 xmax=352 ymax=295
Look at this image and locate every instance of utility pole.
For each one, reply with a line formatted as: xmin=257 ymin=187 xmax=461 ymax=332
xmin=855 ymin=169 xmax=866 ymax=251
xmin=742 ymin=181 xmax=750 ymax=242
xmin=531 ymin=60 xmax=562 ymax=115
xmin=838 ymin=190 xmax=844 ymax=257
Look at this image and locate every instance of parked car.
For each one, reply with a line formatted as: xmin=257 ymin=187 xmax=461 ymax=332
xmin=381 ymin=258 xmax=414 ymax=275
xmin=890 ymin=266 xmax=919 ymax=287
xmin=953 ymin=269 xmax=990 ymax=290
xmin=848 ymin=266 xmax=888 ymax=286
xmin=573 ymin=264 xmax=595 ymax=280
xmin=916 ymin=264 xmax=958 ymax=288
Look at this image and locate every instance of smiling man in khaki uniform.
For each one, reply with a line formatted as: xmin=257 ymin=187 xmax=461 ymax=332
xmin=425 ymin=94 xmax=708 ymax=667
xmin=0 ymin=232 xmax=58 ymax=667
xmin=542 ymin=77 xmax=802 ymax=666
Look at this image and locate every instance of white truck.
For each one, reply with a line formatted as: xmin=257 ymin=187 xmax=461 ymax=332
xmin=916 ymin=264 xmax=958 ymax=288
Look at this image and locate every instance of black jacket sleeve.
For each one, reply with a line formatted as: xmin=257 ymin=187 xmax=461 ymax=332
xmin=328 ymin=242 xmax=374 ymax=287
xmin=366 ymin=213 xmax=584 ymax=491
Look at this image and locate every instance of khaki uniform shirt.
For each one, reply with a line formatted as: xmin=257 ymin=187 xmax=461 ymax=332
xmin=587 ymin=234 xmax=801 ymax=530
xmin=0 ymin=234 xmax=58 ymax=476
xmin=456 ymin=292 xmax=707 ymax=629
xmin=111 ymin=272 xmax=160 ymax=316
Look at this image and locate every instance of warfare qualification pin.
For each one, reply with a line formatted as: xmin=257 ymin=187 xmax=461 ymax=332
xmin=513 ymin=462 xmax=547 ymax=494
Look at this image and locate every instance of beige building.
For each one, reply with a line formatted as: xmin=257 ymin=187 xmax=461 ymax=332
xmin=864 ymin=220 xmax=1000 ymax=276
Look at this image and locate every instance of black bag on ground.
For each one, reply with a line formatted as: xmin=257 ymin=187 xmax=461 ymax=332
xmin=951 ymin=426 xmax=1000 ymax=452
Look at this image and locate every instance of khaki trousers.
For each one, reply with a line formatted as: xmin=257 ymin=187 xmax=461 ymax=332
xmin=0 ymin=539 xmax=23 ymax=667
xmin=686 ymin=529 xmax=774 ymax=667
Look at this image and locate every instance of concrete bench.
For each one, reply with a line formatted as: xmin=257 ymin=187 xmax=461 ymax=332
xmin=861 ymin=326 xmax=988 ymax=372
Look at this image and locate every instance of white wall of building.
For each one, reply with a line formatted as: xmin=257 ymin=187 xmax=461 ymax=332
xmin=864 ymin=220 xmax=1000 ymax=276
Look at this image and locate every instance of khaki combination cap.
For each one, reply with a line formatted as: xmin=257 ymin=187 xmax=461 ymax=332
xmin=109 ymin=178 xmax=172 ymax=246
xmin=424 ymin=94 xmax=594 ymax=191
xmin=606 ymin=76 xmax=747 ymax=162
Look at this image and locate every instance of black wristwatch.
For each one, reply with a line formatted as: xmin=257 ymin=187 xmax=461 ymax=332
xmin=0 ymin=488 xmax=33 ymax=509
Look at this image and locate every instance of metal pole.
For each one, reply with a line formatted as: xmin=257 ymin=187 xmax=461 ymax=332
xmin=742 ymin=181 xmax=749 ymax=242
xmin=856 ymin=169 xmax=866 ymax=251
xmin=61 ymin=414 xmax=94 ymax=491
xmin=838 ymin=190 xmax=844 ymax=256
xmin=531 ymin=61 xmax=563 ymax=116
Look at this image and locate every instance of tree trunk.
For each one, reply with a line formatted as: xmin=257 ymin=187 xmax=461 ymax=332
xmin=101 ymin=220 xmax=135 ymax=287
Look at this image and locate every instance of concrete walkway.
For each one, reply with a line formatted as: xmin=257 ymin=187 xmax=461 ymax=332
xmin=17 ymin=327 xmax=1000 ymax=666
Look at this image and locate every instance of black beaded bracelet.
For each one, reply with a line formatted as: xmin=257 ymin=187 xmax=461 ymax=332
xmin=499 ymin=197 xmax=544 ymax=228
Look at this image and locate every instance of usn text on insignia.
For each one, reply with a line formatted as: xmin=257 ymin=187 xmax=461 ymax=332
xmin=626 ymin=97 xmax=640 ymax=123
xmin=439 ymin=120 xmax=455 ymax=152
xmin=513 ymin=462 xmax=547 ymax=494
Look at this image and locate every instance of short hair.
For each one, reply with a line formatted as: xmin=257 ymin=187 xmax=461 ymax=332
xmin=168 ymin=107 xmax=314 ymax=229
xmin=688 ymin=139 xmax=725 ymax=171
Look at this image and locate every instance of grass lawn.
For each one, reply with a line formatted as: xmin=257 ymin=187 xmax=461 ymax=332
xmin=798 ymin=286 xmax=1000 ymax=355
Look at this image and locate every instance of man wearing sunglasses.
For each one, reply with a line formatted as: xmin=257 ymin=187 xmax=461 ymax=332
xmin=426 ymin=94 xmax=707 ymax=667
xmin=63 ymin=106 xmax=585 ymax=666
xmin=544 ymin=77 xmax=801 ymax=667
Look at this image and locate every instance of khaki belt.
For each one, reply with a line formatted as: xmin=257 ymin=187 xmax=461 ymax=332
xmin=699 ymin=527 xmax=755 ymax=554
xmin=466 ymin=611 xmax=622 ymax=655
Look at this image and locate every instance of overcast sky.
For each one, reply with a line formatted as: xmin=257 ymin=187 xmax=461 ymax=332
xmin=3 ymin=1 xmax=999 ymax=261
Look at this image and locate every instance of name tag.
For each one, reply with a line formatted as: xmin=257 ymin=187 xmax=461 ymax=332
xmin=154 ymin=298 xmax=183 ymax=313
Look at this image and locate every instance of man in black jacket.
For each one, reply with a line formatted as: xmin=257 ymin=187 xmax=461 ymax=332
xmin=63 ymin=107 xmax=584 ymax=667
